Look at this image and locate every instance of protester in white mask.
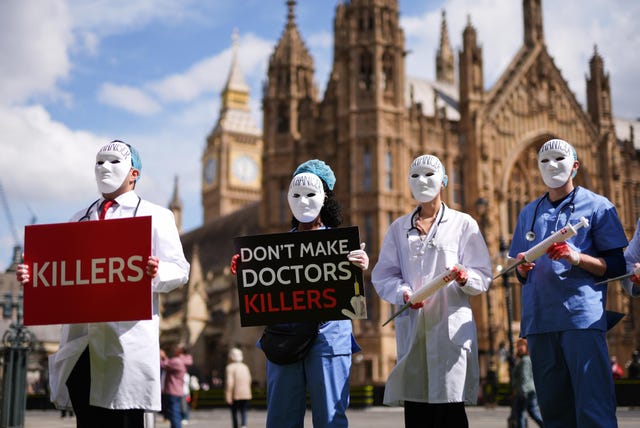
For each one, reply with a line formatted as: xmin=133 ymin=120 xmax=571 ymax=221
xmin=230 ymin=159 xmax=368 ymax=428
xmin=287 ymin=172 xmax=326 ymax=224
xmin=94 ymin=140 xmax=142 ymax=195
xmin=16 ymin=139 xmax=189 ymax=428
xmin=537 ymin=138 xmax=578 ymax=189
xmin=408 ymin=154 xmax=448 ymax=203
xmin=509 ymin=138 xmax=627 ymax=428
xmin=372 ymin=154 xmax=491 ymax=428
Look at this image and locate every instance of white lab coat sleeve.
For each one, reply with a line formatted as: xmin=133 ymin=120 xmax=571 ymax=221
xmin=372 ymin=220 xmax=411 ymax=305
xmin=622 ymin=218 xmax=640 ymax=297
xmin=456 ymin=217 xmax=492 ymax=296
xmin=150 ymin=207 xmax=190 ymax=293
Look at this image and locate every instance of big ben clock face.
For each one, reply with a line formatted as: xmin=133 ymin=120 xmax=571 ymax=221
xmin=231 ymin=154 xmax=259 ymax=185
xmin=205 ymin=157 xmax=217 ymax=184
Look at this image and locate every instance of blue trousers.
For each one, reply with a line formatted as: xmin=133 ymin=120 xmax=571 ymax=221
xmin=265 ymin=353 xmax=351 ymax=428
xmin=165 ymin=394 xmax=183 ymax=428
xmin=511 ymin=391 xmax=544 ymax=428
xmin=527 ymin=330 xmax=617 ymax=428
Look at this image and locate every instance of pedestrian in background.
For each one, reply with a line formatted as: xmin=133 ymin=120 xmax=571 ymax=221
xmin=161 ymin=344 xmax=193 ymax=428
xmin=225 ymin=348 xmax=252 ymax=428
xmin=510 ymin=338 xmax=544 ymax=428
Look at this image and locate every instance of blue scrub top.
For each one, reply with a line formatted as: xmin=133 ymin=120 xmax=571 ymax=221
xmin=509 ymin=187 xmax=627 ymax=335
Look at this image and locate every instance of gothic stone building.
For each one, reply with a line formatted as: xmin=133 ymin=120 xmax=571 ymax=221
xmin=167 ymin=0 xmax=640 ymax=389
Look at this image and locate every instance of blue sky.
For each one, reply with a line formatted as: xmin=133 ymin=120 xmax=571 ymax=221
xmin=1 ymin=0 xmax=639 ymax=271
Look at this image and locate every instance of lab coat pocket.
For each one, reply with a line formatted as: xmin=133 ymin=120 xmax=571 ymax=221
xmin=447 ymin=307 xmax=474 ymax=351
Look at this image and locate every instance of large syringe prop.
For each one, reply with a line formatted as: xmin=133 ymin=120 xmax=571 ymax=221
xmin=382 ymin=264 xmax=465 ymax=327
xmin=594 ymin=265 xmax=640 ymax=285
xmin=493 ymin=216 xmax=590 ymax=280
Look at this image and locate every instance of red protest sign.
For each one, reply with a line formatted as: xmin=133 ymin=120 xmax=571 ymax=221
xmin=22 ymin=216 xmax=152 ymax=325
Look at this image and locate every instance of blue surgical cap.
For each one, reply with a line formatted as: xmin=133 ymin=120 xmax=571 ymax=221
xmin=111 ymin=139 xmax=142 ymax=181
xmin=293 ymin=159 xmax=336 ymax=190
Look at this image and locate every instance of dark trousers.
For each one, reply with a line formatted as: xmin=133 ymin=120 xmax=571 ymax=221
xmin=230 ymin=399 xmax=249 ymax=428
xmin=404 ymin=401 xmax=469 ymax=428
xmin=66 ymin=348 xmax=144 ymax=428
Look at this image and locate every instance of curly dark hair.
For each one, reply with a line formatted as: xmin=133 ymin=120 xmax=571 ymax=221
xmin=290 ymin=180 xmax=343 ymax=229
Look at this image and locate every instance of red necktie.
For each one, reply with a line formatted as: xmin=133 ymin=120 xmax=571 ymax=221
xmin=99 ymin=200 xmax=115 ymax=220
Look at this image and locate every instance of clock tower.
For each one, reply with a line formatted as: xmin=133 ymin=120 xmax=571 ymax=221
xmin=202 ymin=30 xmax=262 ymax=222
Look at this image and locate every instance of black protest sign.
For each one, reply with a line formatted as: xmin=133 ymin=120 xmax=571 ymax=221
xmin=233 ymin=226 xmax=367 ymax=327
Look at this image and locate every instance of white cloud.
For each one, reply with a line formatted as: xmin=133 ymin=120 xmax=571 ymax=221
xmin=0 ymin=0 xmax=73 ymax=104
xmin=148 ymin=33 xmax=273 ymax=105
xmin=97 ymin=83 xmax=161 ymax=115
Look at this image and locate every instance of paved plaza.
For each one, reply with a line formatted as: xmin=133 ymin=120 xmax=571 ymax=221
xmin=24 ymin=406 xmax=640 ymax=428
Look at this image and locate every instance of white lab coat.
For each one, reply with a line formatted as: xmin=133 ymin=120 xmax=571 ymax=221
xmin=371 ymin=203 xmax=491 ymax=406
xmin=48 ymin=190 xmax=190 ymax=411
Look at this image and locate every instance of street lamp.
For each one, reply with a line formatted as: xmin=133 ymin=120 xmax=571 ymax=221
xmin=1 ymin=290 xmax=34 ymax=428
xmin=497 ymin=238 xmax=515 ymax=376
xmin=475 ymin=198 xmax=494 ymax=360
xmin=475 ymin=197 xmax=497 ymax=405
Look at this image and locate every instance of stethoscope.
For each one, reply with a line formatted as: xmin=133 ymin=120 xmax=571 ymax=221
xmin=525 ymin=187 xmax=577 ymax=241
xmin=407 ymin=202 xmax=446 ymax=253
xmin=78 ymin=196 xmax=141 ymax=221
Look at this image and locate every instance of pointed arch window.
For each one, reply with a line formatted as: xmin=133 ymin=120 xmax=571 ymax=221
xmin=279 ymin=184 xmax=287 ymax=225
xmin=451 ymin=160 xmax=464 ymax=206
xmin=363 ymin=145 xmax=372 ymax=191
xmin=382 ymin=51 xmax=394 ymax=93
xmin=359 ymin=50 xmax=373 ymax=91
xmin=385 ymin=147 xmax=393 ymax=190
xmin=277 ymin=103 xmax=289 ymax=133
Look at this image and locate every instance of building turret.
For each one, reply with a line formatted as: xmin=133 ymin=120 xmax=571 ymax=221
xmin=436 ymin=10 xmax=455 ymax=85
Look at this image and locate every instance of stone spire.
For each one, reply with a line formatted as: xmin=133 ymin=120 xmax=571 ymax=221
xmin=523 ymin=0 xmax=544 ymax=47
xmin=169 ymin=175 xmax=183 ymax=233
xmin=436 ymin=10 xmax=455 ymax=85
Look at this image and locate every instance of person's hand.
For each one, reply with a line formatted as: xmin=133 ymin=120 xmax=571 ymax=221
xmin=515 ymin=253 xmax=534 ymax=276
xmin=451 ymin=265 xmax=468 ymax=286
xmin=630 ymin=263 xmax=640 ymax=285
xmin=341 ymin=295 xmax=367 ymax=319
xmin=403 ymin=290 xmax=424 ymax=309
xmin=146 ymin=256 xmax=159 ymax=278
xmin=230 ymin=254 xmax=240 ymax=275
xmin=16 ymin=263 xmax=30 ymax=285
xmin=546 ymin=241 xmax=580 ymax=265
xmin=159 ymin=349 xmax=167 ymax=360
xmin=347 ymin=243 xmax=369 ymax=270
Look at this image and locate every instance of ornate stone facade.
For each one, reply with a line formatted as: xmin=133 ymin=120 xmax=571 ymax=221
xmin=173 ymin=0 xmax=640 ymax=389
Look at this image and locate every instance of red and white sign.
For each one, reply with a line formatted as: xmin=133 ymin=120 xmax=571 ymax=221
xmin=22 ymin=216 xmax=152 ymax=325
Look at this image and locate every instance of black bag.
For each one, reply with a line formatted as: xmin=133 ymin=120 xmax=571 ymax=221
xmin=259 ymin=322 xmax=319 ymax=365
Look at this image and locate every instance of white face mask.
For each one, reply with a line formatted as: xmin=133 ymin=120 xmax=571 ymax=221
xmin=95 ymin=142 xmax=133 ymax=194
xmin=538 ymin=148 xmax=575 ymax=189
xmin=408 ymin=155 xmax=445 ymax=203
xmin=287 ymin=173 xmax=325 ymax=223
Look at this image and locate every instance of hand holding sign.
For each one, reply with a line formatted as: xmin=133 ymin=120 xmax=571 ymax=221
xmin=347 ymin=243 xmax=369 ymax=270
xmin=16 ymin=262 xmax=29 ymax=284
xmin=230 ymin=253 xmax=240 ymax=275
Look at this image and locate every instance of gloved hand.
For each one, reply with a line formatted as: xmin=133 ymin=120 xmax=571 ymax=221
xmin=341 ymin=295 xmax=367 ymax=320
xmin=230 ymin=254 xmax=240 ymax=275
xmin=515 ymin=253 xmax=535 ymax=276
xmin=630 ymin=263 xmax=640 ymax=285
xmin=347 ymin=243 xmax=369 ymax=270
xmin=16 ymin=263 xmax=30 ymax=284
xmin=546 ymin=241 xmax=580 ymax=265
xmin=451 ymin=265 xmax=468 ymax=286
xmin=403 ymin=290 xmax=424 ymax=310
xmin=146 ymin=256 xmax=159 ymax=278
